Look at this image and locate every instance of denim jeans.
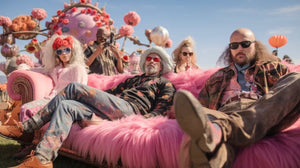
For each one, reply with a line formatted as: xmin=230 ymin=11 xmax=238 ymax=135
xmin=22 ymin=82 xmax=135 ymax=161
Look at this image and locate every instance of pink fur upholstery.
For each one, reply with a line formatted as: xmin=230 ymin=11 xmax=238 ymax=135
xmin=7 ymin=69 xmax=53 ymax=100
xmin=7 ymin=66 xmax=300 ymax=167
xmin=233 ymin=119 xmax=300 ymax=168
xmin=60 ymin=116 xmax=184 ymax=168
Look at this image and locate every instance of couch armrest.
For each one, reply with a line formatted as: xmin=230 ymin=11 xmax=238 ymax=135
xmin=7 ymin=70 xmax=54 ymax=104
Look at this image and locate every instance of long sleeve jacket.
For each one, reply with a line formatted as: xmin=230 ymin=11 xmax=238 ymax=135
xmin=105 ymin=74 xmax=176 ymax=117
xmin=198 ymin=61 xmax=289 ymax=110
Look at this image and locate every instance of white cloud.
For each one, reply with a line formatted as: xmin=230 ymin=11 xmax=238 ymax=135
xmin=269 ymin=5 xmax=300 ymax=15
xmin=267 ymin=28 xmax=294 ymax=35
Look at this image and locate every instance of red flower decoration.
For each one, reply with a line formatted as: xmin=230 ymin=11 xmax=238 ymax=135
xmin=72 ymin=7 xmax=77 ymax=13
xmin=52 ymin=36 xmax=73 ymax=49
xmin=123 ymin=11 xmax=141 ymax=26
xmin=32 ymin=38 xmax=38 ymax=44
xmin=57 ymin=10 xmax=62 ymax=16
xmin=60 ymin=13 xmax=65 ymax=18
xmin=63 ymin=19 xmax=69 ymax=24
xmin=80 ymin=0 xmax=86 ymax=3
xmin=93 ymin=16 xmax=100 ymax=21
xmin=122 ymin=55 xmax=129 ymax=62
xmin=86 ymin=8 xmax=92 ymax=14
xmin=96 ymin=22 xmax=102 ymax=27
xmin=81 ymin=9 xmax=86 ymax=14
xmin=91 ymin=10 xmax=97 ymax=15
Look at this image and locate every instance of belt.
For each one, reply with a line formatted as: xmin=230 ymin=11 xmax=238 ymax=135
xmin=225 ymin=95 xmax=241 ymax=104
xmin=224 ymin=94 xmax=259 ymax=105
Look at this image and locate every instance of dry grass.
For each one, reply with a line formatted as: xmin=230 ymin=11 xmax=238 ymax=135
xmin=0 ymin=136 xmax=97 ymax=168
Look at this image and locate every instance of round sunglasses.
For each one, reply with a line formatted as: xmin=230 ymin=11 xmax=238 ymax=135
xmin=55 ymin=47 xmax=71 ymax=56
xmin=146 ymin=56 xmax=160 ymax=62
xmin=182 ymin=52 xmax=194 ymax=56
xmin=229 ymin=41 xmax=255 ymax=50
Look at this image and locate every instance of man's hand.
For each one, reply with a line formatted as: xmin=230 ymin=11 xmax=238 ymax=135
xmin=109 ymin=45 xmax=121 ymax=59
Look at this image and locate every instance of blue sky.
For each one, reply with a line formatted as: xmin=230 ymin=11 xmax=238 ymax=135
xmin=1 ymin=0 xmax=300 ymax=70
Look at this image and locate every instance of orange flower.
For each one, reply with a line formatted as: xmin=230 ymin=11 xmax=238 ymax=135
xmin=0 ymin=83 xmax=7 ymax=91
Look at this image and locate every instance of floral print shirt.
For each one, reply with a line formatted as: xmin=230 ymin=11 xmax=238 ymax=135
xmin=105 ymin=74 xmax=176 ymax=118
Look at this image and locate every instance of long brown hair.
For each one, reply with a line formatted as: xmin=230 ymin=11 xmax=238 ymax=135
xmin=216 ymin=40 xmax=280 ymax=67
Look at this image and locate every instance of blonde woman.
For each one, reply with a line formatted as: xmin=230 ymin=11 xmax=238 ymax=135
xmin=20 ymin=34 xmax=89 ymax=122
xmin=172 ymin=36 xmax=199 ymax=73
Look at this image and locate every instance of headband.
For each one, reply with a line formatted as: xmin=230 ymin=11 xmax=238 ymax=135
xmin=52 ymin=36 xmax=73 ymax=50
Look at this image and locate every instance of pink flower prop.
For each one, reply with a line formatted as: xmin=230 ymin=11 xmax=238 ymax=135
xmin=16 ymin=55 xmax=34 ymax=67
xmin=123 ymin=11 xmax=141 ymax=26
xmin=165 ymin=39 xmax=173 ymax=48
xmin=0 ymin=16 xmax=12 ymax=27
xmin=119 ymin=25 xmax=134 ymax=36
xmin=31 ymin=8 xmax=47 ymax=21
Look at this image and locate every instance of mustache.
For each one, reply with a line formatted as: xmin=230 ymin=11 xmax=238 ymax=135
xmin=235 ymin=52 xmax=246 ymax=56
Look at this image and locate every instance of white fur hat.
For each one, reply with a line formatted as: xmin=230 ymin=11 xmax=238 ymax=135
xmin=139 ymin=46 xmax=174 ymax=74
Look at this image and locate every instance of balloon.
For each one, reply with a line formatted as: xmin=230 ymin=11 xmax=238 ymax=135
xmin=268 ymin=35 xmax=287 ymax=48
xmin=1 ymin=44 xmax=19 ymax=57
xmin=150 ymin=26 xmax=169 ymax=46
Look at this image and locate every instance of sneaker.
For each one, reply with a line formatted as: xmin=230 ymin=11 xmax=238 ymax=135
xmin=0 ymin=121 xmax=24 ymax=140
xmin=174 ymin=90 xmax=222 ymax=167
xmin=9 ymin=150 xmax=53 ymax=168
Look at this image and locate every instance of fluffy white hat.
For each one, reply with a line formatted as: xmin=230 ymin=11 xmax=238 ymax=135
xmin=139 ymin=46 xmax=174 ymax=74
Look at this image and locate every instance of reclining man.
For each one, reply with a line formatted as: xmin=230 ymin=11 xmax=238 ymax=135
xmin=175 ymin=28 xmax=300 ymax=168
xmin=0 ymin=46 xmax=176 ymax=168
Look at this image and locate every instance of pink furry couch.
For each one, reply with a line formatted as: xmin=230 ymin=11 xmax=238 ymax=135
xmin=6 ymin=64 xmax=300 ymax=168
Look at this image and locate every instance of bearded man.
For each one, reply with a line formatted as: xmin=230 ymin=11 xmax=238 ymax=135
xmin=0 ymin=46 xmax=176 ymax=168
xmin=174 ymin=28 xmax=300 ymax=168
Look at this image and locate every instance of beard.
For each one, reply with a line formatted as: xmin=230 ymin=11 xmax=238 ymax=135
xmin=233 ymin=52 xmax=255 ymax=66
xmin=145 ymin=64 xmax=160 ymax=76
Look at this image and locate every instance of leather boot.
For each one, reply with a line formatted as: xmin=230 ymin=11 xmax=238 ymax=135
xmin=0 ymin=120 xmax=23 ymax=140
xmin=174 ymin=90 xmax=222 ymax=167
xmin=10 ymin=150 xmax=53 ymax=168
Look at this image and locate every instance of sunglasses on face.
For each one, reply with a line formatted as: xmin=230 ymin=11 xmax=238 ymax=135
xmin=55 ymin=47 xmax=71 ymax=56
xmin=182 ymin=52 xmax=194 ymax=56
xmin=146 ymin=56 xmax=160 ymax=62
xmin=229 ymin=41 xmax=255 ymax=50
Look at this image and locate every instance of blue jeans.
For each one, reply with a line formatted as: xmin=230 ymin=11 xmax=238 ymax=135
xmin=22 ymin=82 xmax=135 ymax=161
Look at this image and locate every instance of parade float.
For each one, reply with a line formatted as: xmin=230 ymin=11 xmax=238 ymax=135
xmin=1 ymin=1 xmax=300 ymax=168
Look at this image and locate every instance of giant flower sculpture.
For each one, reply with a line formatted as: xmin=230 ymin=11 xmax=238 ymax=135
xmin=123 ymin=11 xmax=141 ymax=26
xmin=31 ymin=8 xmax=47 ymax=21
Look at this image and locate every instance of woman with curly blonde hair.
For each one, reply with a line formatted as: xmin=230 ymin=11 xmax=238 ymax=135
xmin=20 ymin=34 xmax=89 ymax=122
xmin=172 ymin=36 xmax=199 ymax=73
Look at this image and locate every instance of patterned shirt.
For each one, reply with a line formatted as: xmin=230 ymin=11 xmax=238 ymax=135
xmin=199 ymin=61 xmax=289 ymax=110
xmin=105 ymin=74 xmax=176 ymax=117
xmin=84 ymin=42 xmax=118 ymax=75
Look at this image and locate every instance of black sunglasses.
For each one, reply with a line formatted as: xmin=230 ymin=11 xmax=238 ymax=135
xmin=229 ymin=41 xmax=255 ymax=50
xmin=55 ymin=47 xmax=71 ymax=56
xmin=182 ymin=52 xmax=194 ymax=56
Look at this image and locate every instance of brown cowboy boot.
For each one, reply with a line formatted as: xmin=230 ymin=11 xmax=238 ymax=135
xmin=10 ymin=150 xmax=53 ymax=168
xmin=174 ymin=90 xmax=222 ymax=168
xmin=0 ymin=120 xmax=24 ymax=140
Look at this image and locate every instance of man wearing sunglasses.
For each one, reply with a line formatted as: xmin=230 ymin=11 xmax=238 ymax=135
xmin=0 ymin=46 xmax=175 ymax=168
xmin=174 ymin=28 xmax=300 ymax=168
xmin=84 ymin=27 xmax=124 ymax=75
